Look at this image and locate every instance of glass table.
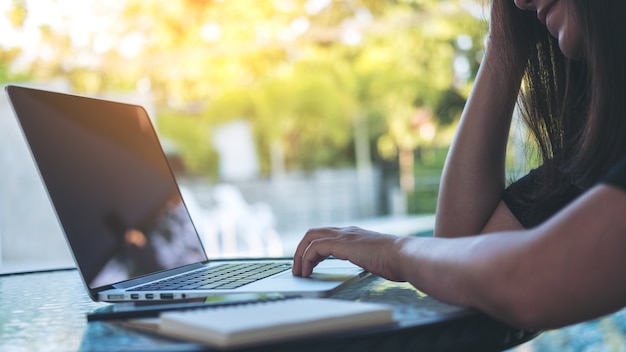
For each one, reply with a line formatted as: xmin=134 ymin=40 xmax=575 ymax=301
xmin=0 ymin=268 xmax=537 ymax=351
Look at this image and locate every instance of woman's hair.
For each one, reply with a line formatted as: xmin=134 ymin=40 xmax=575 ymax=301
xmin=493 ymin=0 xmax=626 ymax=226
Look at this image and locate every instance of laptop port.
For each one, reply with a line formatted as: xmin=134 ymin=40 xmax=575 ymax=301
xmin=130 ymin=294 xmax=139 ymax=300
xmin=146 ymin=294 xmax=154 ymax=299
xmin=160 ymin=293 xmax=174 ymax=300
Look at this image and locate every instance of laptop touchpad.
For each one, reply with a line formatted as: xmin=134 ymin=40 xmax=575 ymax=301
xmin=273 ymin=267 xmax=364 ymax=281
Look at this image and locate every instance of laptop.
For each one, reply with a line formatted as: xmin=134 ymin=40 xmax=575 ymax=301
xmin=5 ymin=84 xmax=368 ymax=302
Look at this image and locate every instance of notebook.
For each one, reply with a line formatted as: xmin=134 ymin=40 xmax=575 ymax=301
xmin=119 ymin=297 xmax=396 ymax=349
xmin=5 ymin=84 xmax=368 ymax=302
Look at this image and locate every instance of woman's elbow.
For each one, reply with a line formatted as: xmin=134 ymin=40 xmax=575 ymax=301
xmin=493 ymin=304 xmax=549 ymax=331
xmin=471 ymin=264 xmax=558 ymax=330
xmin=481 ymin=290 xmax=566 ymax=331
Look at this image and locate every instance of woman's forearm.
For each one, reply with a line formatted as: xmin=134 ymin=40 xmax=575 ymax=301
xmin=398 ymin=185 xmax=626 ymax=330
xmin=293 ymin=186 xmax=626 ymax=330
xmin=435 ymin=48 xmax=525 ymax=237
xmin=394 ymin=230 xmax=534 ymax=323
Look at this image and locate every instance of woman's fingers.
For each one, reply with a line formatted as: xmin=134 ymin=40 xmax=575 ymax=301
xmin=292 ymin=226 xmax=397 ymax=278
xmin=292 ymin=227 xmax=336 ymax=276
xmin=292 ymin=227 xmax=342 ymax=276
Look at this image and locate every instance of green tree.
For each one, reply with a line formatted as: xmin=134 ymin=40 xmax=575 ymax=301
xmin=5 ymin=0 xmax=487 ymax=179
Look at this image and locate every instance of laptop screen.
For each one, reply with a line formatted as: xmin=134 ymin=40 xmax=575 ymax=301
xmin=7 ymin=86 xmax=208 ymax=289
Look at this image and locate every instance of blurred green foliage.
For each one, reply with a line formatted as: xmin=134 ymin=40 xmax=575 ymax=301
xmin=1 ymin=0 xmax=487 ymax=178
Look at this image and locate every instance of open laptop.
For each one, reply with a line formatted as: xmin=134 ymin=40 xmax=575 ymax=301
xmin=5 ymin=84 xmax=368 ymax=302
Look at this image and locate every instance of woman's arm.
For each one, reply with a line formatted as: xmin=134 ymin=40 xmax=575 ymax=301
xmin=293 ymin=184 xmax=626 ymax=330
xmin=435 ymin=1 xmax=536 ymax=237
xmin=434 ymin=47 xmax=525 ymax=237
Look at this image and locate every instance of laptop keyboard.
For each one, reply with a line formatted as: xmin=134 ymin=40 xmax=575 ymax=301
xmin=131 ymin=262 xmax=292 ymax=291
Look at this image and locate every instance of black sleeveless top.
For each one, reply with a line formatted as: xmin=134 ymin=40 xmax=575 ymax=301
xmin=502 ymin=157 xmax=626 ymax=228
xmin=601 ymin=157 xmax=626 ymax=192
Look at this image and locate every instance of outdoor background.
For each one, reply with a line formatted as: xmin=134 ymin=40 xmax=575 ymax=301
xmin=0 ymin=0 xmax=624 ymax=350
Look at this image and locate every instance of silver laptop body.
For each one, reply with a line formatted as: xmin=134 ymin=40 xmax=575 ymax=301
xmin=5 ymin=85 xmax=367 ymax=302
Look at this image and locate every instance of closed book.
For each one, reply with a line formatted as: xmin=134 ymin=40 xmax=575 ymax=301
xmin=133 ymin=298 xmax=395 ymax=349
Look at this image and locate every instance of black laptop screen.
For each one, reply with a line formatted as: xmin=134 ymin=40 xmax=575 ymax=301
xmin=7 ymin=86 xmax=208 ymax=289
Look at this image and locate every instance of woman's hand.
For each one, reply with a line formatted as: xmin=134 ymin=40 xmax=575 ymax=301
xmin=292 ymin=226 xmax=405 ymax=282
xmin=487 ymin=0 xmax=539 ymax=73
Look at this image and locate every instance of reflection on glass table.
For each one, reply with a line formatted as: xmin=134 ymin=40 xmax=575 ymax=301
xmin=1 ymin=269 xmax=540 ymax=351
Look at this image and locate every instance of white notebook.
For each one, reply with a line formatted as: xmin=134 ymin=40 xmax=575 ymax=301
xmin=123 ymin=298 xmax=395 ymax=349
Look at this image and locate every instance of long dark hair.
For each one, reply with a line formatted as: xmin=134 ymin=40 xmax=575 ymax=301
xmin=494 ymin=0 xmax=626 ymax=226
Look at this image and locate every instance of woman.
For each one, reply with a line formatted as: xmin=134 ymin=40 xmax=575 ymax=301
xmin=292 ymin=0 xmax=626 ymax=330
